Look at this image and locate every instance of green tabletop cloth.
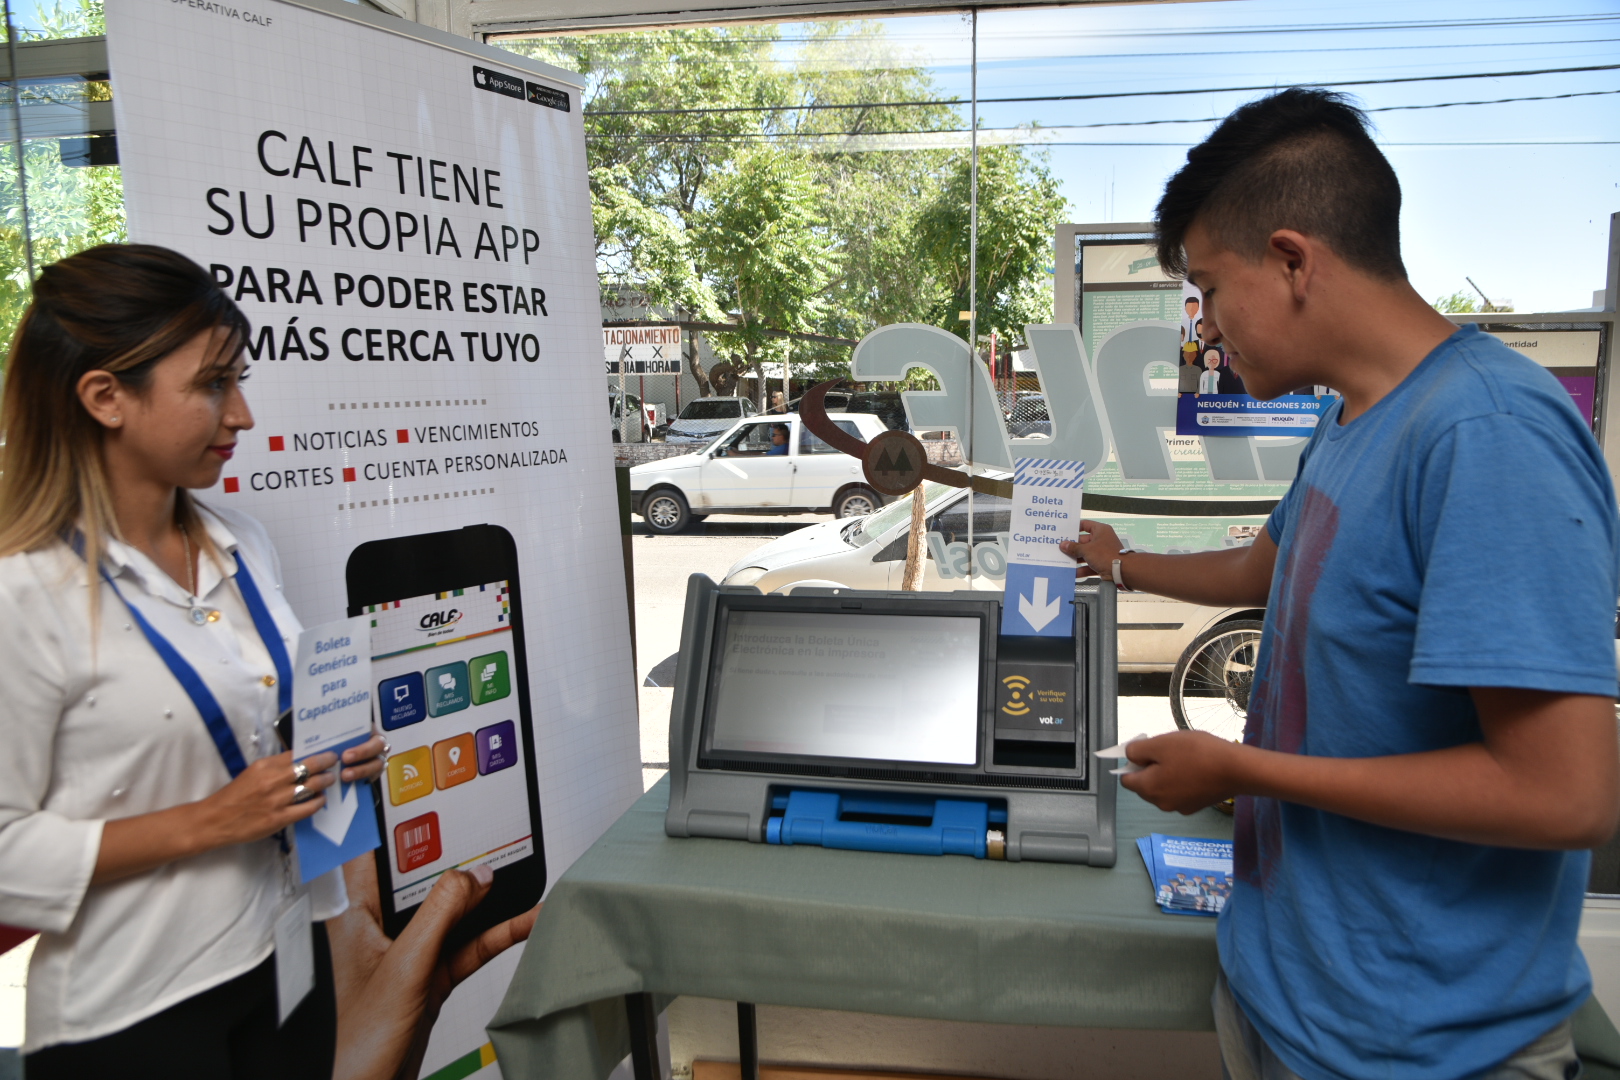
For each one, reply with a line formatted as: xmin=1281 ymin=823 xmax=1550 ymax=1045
xmin=487 ymin=777 xmax=1620 ymax=1079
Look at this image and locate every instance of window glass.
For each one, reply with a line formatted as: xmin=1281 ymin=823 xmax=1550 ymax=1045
xmin=717 ymin=420 xmax=785 ymax=457
xmin=6 ymin=0 xmax=104 ymax=40
xmin=852 ymin=480 xmax=954 ymax=547
xmin=0 ymin=0 xmax=126 ymax=348
xmin=799 ymin=420 xmax=859 ymax=454
xmin=929 ymin=493 xmax=1011 ymax=544
xmin=680 ymin=400 xmax=742 ymax=420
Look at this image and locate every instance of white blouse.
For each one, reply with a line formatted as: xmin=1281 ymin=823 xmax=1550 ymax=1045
xmin=0 ymin=503 xmax=346 ymax=1052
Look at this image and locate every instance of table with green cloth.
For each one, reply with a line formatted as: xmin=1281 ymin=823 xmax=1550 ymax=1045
xmin=488 ymin=777 xmax=1620 ymax=1079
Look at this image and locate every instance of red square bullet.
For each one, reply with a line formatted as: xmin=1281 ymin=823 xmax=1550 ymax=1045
xmin=223 ymin=477 xmax=240 ymax=493
xmin=397 ymin=429 xmax=409 ymax=443
xmin=268 ymin=435 xmax=285 ymax=452
xmin=342 ymin=467 xmax=357 ymax=483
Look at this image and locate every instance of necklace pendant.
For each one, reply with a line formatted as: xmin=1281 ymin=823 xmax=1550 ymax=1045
xmin=189 ymin=605 xmax=209 ymax=626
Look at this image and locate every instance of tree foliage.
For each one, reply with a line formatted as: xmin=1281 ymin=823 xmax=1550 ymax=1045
xmin=913 ymin=144 xmax=1065 ymax=351
xmin=0 ymin=0 xmax=124 ymax=351
xmin=692 ymin=148 xmax=839 ymax=382
xmin=1432 ymin=288 xmax=1513 ymax=314
xmin=504 ymin=23 xmax=1067 ymax=390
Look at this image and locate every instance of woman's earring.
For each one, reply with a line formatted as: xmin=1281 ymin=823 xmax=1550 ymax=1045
xmin=107 ymin=416 xmax=121 ymax=426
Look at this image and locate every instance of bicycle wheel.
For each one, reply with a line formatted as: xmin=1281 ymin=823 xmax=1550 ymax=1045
xmin=1170 ymin=619 xmax=1264 ymax=742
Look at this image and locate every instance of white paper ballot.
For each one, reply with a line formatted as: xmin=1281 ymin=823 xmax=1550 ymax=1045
xmin=1095 ymin=733 xmax=1149 ymax=775
xmin=1006 ymin=458 xmax=1086 ymax=569
xmin=291 ymin=616 xmax=374 ymax=759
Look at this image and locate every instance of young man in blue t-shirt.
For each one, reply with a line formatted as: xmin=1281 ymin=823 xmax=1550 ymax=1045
xmin=1062 ymin=89 xmax=1619 ymax=1080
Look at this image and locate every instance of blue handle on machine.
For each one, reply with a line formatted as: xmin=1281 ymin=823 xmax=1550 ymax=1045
xmin=765 ymin=790 xmax=1001 ymax=859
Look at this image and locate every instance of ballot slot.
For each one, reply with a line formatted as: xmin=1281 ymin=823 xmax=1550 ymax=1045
xmin=764 ymin=787 xmax=1010 ymax=860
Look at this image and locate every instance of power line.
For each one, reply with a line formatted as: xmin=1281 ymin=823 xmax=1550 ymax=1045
xmin=583 ymin=88 xmax=1620 ymax=141
xmin=524 ymin=36 xmax=1620 ymax=67
xmin=990 ymin=142 xmax=1620 ymax=147
xmin=584 ymin=62 xmax=1620 ymax=117
xmin=964 ymin=37 xmax=1620 ymax=66
xmin=512 ymin=12 xmax=1620 ymax=46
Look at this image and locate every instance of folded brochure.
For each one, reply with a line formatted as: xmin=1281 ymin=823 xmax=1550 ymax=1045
xmin=1136 ymin=833 xmax=1234 ymax=917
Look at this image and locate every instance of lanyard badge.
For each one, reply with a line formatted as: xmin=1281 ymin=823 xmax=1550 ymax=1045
xmin=79 ymin=538 xmax=316 ymax=1018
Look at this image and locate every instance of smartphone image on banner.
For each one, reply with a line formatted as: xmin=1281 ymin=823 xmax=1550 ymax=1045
xmin=346 ymin=524 xmax=545 ymax=943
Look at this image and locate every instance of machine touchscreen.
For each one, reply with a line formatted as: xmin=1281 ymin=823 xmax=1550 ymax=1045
xmin=705 ymin=610 xmax=982 ymax=765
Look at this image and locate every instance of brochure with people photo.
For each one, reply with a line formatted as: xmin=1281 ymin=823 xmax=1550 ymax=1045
xmin=1136 ymin=834 xmax=1234 ymax=917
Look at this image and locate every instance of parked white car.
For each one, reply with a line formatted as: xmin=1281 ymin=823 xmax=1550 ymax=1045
xmin=663 ymin=396 xmax=759 ymax=444
xmin=609 ymin=389 xmax=646 ymax=443
xmin=630 ymin=413 xmax=893 ymax=534
xmin=718 ymin=480 xmax=1264 ymax=674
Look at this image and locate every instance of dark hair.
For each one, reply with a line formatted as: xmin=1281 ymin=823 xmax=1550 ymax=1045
xmin=1154 ymin=88 xmax=1405 ymax=280
xmin=0 ymin=244 xmax=250 ymax=575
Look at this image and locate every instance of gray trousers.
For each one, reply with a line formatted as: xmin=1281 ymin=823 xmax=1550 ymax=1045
xmin=1213 ymin=969 xmax=1581 ymax=1080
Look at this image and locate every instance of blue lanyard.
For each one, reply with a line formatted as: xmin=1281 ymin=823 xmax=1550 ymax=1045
xmin=88 ymin=542 xmax=293 ymax=780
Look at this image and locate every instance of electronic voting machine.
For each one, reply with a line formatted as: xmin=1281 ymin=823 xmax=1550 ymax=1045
xmin=664 ymin=575 xmax=1118 ymax=866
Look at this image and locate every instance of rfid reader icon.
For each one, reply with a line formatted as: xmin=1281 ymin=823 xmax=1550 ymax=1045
xmin=1001 ymin=675 xmax=1032 ymax=717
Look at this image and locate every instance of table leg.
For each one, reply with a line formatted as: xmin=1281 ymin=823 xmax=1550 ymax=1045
xmin=626 ymin=992 xmax=660 ymax=1080
xmin=737 ymin=1001 xmax=759 ymax=1080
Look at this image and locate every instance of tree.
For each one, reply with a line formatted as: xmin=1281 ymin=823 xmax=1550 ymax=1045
xmin=503 ymin=24 xmax=1068 ymax=391
xmin=913 ymin=144 xmax=1065 ymax=358
xmin=0 ymin=0 xmax=123 ymax=351
xmin=692 ymin=148 xmax=840 ymax=406
xmin=1433 ymin=288 xmax=1513 ymax=314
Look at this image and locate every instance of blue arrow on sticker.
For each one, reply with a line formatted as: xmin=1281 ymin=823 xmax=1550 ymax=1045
xmin=1002 ymin=564 xmax=1075 ymax=638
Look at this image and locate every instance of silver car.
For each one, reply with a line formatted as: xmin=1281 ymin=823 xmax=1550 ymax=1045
xmin=663 ymin=396 xmax=759 ymax=444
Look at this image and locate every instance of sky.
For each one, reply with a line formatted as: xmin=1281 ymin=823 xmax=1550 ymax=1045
xmin=9 ymin=0 xmax=1614 ymax=312
xmin=781 ymin=0 xmax=1620 ymax=314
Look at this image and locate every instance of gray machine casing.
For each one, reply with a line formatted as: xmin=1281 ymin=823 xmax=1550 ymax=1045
xmin=664 ymin=575 xmax=1118 ymax=866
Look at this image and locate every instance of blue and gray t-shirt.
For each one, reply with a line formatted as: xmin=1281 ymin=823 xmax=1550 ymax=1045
xmin=1221 ymin=325 xmax=1619 ymax=1080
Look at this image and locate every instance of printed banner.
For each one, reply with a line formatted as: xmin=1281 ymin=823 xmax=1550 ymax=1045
xmin=1175 ymin=394 xmax=1334 ymax=438
xmin=106 ymin=1 xmax=641 ymax=1075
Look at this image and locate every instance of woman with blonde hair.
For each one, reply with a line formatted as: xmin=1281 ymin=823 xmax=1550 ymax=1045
xmin=0 ymin=243 xmax=386 ymax=1078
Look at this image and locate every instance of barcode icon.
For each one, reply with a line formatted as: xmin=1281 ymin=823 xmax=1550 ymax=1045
xmin=395 ymin=812 xmax=441 ymax=871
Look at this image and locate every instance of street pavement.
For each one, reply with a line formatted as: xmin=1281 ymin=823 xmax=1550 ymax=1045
xmin=629 ymin=512 xmax=1175 ymax=791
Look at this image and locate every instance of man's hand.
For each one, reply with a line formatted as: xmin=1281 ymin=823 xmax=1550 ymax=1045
xmin=328 ymin=855 xmax=540 ymax=1080
xmin=1056 ymin=520 xmax=1277 ymax=609
xmin=1060 ymin=519 xmax=1124 ymax=581
xmin=1119 ymin=731 xmax=1243 ymax=813
xmin=1118 ymin=689 xmax=1619 ymax=851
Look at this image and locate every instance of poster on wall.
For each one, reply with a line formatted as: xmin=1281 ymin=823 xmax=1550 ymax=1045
xmin=1074 ymin=239 xmax=1287 ymax=552
xmin=1169 ymin=277 xmax=1334 ymax=438
xmin=105 ymin=0 xmax=642 ymax=1076
xmin=1485 ymin=328 xmax=1604 ymax=429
